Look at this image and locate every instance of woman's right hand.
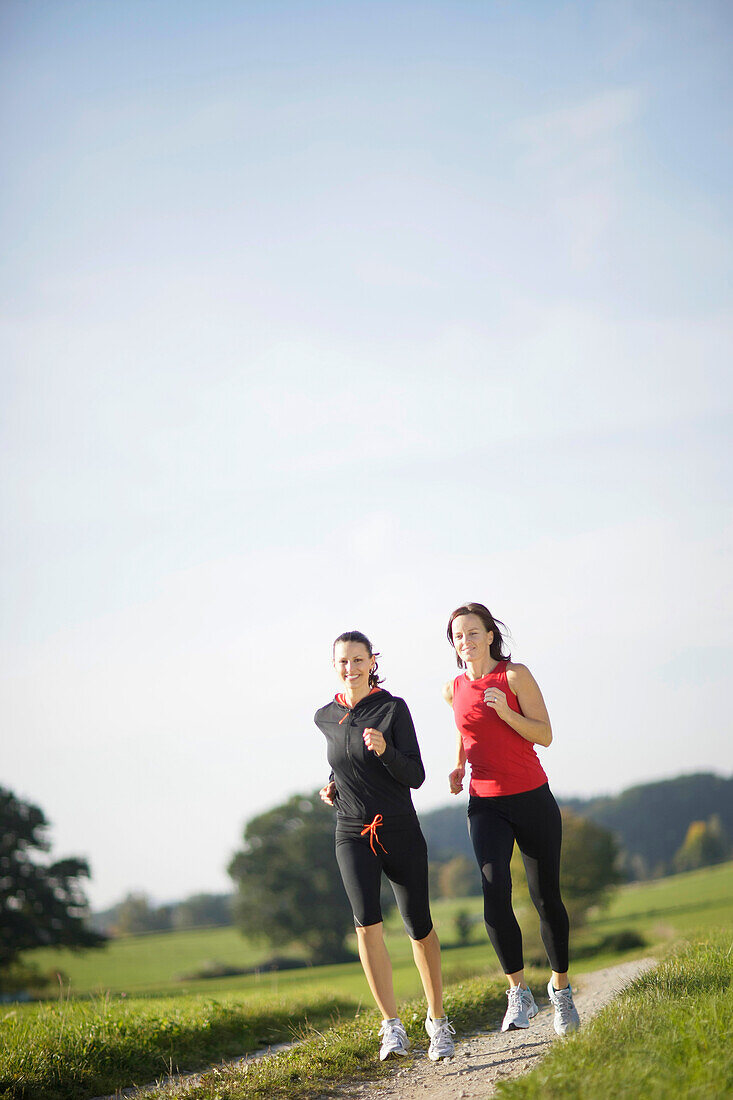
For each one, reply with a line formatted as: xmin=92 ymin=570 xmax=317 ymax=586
xmin=448 ymin=766 xmax=465 ymax=795
xmin=319 ymin=781 xmax=337 ymax=807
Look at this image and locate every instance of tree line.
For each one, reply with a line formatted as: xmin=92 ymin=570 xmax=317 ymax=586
xmin=93 ymin=891 xmax=233 ymax=936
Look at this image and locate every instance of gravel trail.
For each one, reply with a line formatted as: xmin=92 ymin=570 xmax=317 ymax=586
xmin=334 ymin=957 xmax=657 ymax=1100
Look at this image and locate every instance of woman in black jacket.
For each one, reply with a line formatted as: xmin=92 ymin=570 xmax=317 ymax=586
xmin=315 ymin=630 xmax=454 ymax=1062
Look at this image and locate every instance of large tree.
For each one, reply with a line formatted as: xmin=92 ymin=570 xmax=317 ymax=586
xmin=559 ymin=808 xmax=623 ymax=907
xmin=228 ymin=791 xmax=355 ymax=964
xmin=509 ymin=809 xmax=622 ymax=927
xmin=0 ymin=786 xmax=106 ymax=970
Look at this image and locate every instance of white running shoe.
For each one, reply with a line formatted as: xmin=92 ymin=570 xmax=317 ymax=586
xmin=378 ymin=1017 xmax=410 ymax=1060
xmin=547 ymin=980 xmax=580 ymax=1036
xmin=501 ymin=985 xmax=539 ymax=1031
xmin=425 ymin=1015 xmax=456 ymax=1060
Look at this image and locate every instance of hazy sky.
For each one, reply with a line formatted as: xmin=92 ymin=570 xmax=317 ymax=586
xmin=2 ymin=1 xmax=731 ymax=910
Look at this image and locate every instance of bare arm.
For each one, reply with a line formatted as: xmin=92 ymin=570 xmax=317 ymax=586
xmin=488 ymin=663 xmax=552 ymax=747
xmin=443 ymin=679 xmax=466 ymax=794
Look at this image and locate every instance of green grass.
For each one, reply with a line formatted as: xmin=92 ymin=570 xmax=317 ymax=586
xmin=21 ymin=897 xmax=499 ymax=1001
xmin=495 ymin=932 xmax=733 ymax=1100
xmin=4 ymin=862 xmax=731 ymax=1100
xmin=589 ymin=860 xmax=733 ymax=938
xmin=27 ymin=863 xmax=731 ymax=999
xmin=24 ymin=925 xmax=307 ymax=996
xmin=140 ymin=974 xmax=513 ymax=1100
xmin=0 ymin=990 xmax=358 ymax=1100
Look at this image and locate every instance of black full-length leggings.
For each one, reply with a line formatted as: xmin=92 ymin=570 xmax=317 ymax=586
xmin=468 ymin=783 xmax=569 ymax=975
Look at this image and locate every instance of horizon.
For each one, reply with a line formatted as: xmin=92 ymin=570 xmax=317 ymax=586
xmin=91 ymin=766 xmax=733 ymax=911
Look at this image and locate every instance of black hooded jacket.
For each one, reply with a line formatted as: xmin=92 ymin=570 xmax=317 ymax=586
xmin=314 ymin=688 xmax=425 ymax=822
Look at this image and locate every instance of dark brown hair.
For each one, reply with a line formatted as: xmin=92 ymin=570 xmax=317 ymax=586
xmin=332 ymin=630 xmax=384 ymax=688
xmin=446 ymin=603 xmax=510 ymax=668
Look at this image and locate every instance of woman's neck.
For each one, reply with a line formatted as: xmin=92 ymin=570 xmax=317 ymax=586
xmin=465 ymin=656 xmax=499 ymax=681
xmin=343 ymin=685 xmax=372 ymax=707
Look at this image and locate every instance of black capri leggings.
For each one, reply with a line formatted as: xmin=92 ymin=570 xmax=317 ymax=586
xmin=468 ymin=783 xmax=569 ymax=975
xmin=335 ymin=813 xmax=433 ymax=941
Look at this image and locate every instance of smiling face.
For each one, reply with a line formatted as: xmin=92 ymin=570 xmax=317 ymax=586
xmin=451 ymin=613 xmax=494 ymax=667
xmin=334 ymin=640 xmax=375 ymax=699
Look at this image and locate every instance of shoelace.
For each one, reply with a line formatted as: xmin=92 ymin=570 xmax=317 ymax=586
xmin=430 ymin=1020 xmax=456 ymax=1048
xmin=379 ymin=1020 xmax=407 ymax=1040
xmin=553 ymin=988 xmax=575 ymax=1023
xmin=507 ymin=986 xmax=524 ymax=1010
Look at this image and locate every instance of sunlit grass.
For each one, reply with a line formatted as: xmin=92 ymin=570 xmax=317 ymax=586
xmin=495 ymin=931 xmax=733 ymax=1099
xmin=4 ymin=862 xmax=731 ymax=1099
xmin=0 ymin=990 xmax=356 ymax=1100
xmin=139 ymin=974 xmax=511 ymax=1100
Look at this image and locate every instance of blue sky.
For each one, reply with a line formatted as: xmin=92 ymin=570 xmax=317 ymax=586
xmin=1 ymin=0 xmax=731 ymax=908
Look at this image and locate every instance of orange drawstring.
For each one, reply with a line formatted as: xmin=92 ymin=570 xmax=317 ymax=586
xmin=361 ymin=813 xmax=388 ymax=855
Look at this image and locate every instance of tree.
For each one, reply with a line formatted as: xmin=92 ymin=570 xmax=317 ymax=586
xmin=111 ymin=893 xmax=173 ymax=935
xmin=172 ymin=892 xmax=233 ymax=931
xmin=507 ymin=809 xmax=622 ymax=933
xmin=437 ymin=855 xmax=481 ymax=899
xmin=228 ymin=791 xmax=356 ymax=964
xmin=0 ymin=786 xmax=105 ymax=972
xmin=559 ymin=809 xmax=623 ymax=909
xmin=673 ymin=816 xmax=730 ymax=873
xmin=453 ymin=908 xmax=474 ymax=946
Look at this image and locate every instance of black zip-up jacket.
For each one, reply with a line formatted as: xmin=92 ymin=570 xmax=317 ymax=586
xmin=314 ymin=689 xmax=425 ymax=822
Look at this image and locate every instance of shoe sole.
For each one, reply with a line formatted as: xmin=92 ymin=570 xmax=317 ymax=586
xmin=501 ymin=1021 xmax=529 ymax=1031
xmin=380 ymin=1048 xmax=410 ymax=1060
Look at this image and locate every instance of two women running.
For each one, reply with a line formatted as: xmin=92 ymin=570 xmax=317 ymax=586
xmin=315 ymin=608 xmax=578 ymax=1062
xmin=445 ymin=602 xmax=580 ymax=1036
xmin=314 ymin=631 xmax=455 ymax=1061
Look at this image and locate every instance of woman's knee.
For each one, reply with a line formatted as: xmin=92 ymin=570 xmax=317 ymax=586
xmin=355 ymin=921 xmax=384 ymax=943
xmin=480 ymin=862 xmax=512 ymax=906
xmin=406 ymin=919 xmax=435 ymax=944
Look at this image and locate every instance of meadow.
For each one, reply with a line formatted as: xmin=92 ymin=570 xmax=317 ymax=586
xmin=1 ymin=861 xmax=731 ymax=1099
xmin=22 ymin=859 xmax=733 ymax=998
xmin=495 ymin=932 xmax=733 ymax=1100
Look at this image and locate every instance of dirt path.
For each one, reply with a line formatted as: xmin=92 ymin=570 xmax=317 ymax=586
xmin=93 ymin=956 xmax=656 ymax=1100
xmin=334 ymin=957 xmax=657 ymax=1100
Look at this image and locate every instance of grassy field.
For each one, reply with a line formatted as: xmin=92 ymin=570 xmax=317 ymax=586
xmin=588 ymin=859 xmax=733 ymax=937
xmin=24 ymin=861 xmax=733 ymax=1000
xmin=2 ymin=861 xmax=731 ymax=1099
xmin=495 ymin=932 xmax=733 ymax=1100
xmin=23 ymin=896 xmax=501 ymax=1000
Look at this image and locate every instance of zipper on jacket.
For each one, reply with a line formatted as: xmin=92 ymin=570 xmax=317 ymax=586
xmin=344 ymin=700 xmax=360 ymax=790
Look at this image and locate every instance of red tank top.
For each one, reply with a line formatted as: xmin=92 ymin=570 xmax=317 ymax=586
xmin=453 ymin=661 xmax=547 ymax=797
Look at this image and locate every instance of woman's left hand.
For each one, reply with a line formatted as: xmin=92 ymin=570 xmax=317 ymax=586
xmin=484 ymin=686 xmax=510 ymax=719
xmin=363 ymin=727 xmax=386 ymax=756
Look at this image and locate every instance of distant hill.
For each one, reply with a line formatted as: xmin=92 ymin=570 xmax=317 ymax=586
xmin=562 ymin=772 xmax=733 ymax=877
xmin=420 ymin=772 xmax=733 ymax=879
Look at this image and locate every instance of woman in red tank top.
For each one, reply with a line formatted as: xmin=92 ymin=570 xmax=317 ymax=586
xmin=444 ymin=602 xmax=580 ymax=1037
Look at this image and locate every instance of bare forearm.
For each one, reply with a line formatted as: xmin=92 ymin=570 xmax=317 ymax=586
xmin=455 ymin=731 xmax=466 ymax=767
xmin=501 ymin=664 xmax=553 ymax=747
xmin=501 ymin=709 xmax=552 ymax=747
